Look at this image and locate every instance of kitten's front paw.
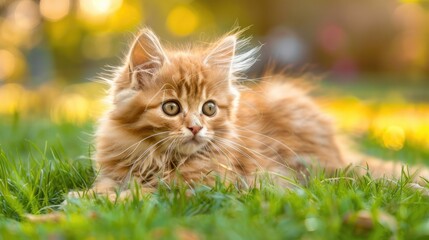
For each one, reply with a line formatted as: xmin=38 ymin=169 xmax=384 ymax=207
xmin=66 ymin=189 xmax=131 ymax=203
xmin=108 ymin=188 xmax=156 ymax=202
xmin=108 ymin=190 xmax=132 ymax=202
xmin=407 ymin=183 xmax=429 ymax=196
xmin=62 ymin=191 xmax=81 ymax=205
xmin=63 ymin=190 xmax=95 ymax=205
xmin=67 ymin=190 xmax=85 ymax=199
xmin=25 ymin=212 xmax=65 ymax=223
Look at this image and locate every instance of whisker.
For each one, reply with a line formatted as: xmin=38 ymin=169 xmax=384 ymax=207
xmin=230 ymin=126 xmax=300 ymax=158
xmin=213 ymin=136 xmax=296 ymax=173
xmin=215 ymin=129 xmax=291 ymax=163
xmin=213 ymin=138 xmax=265 ymax=172
xmin=204 ymin=141 xmax=241 ymax=183
xmin=106 ymin=131 xmax=170 ymax=160
xmin=126 ymin=136 xmax=175 ymax=184
xmin=207 ymin=140 xmax=239 ymax=172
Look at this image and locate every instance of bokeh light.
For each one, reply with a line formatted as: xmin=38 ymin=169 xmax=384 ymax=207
xmin=323 ymin=98 xmax=429 ymax=152
xmin=51 ymin=93 xmax=90 ymax=125
xmin=40 ymin=0 xmax=71 ymax=22
xmin=400 ymin=0 xmax=421 ymax=3
xmin=166 ymin=6 xmax=199 ymax=37
xmin=108 ymin=2 xmax=142 ymax=31
xmin=79 ymin=0 xmax=123 ymax=19
xmin=0 ymin=84 xmax=27 ymax=115
xmin=381 ymin=125 xmax=406 ymax=151
xmin=6 ymin=0 xmax=40 ymax=32
xmin=0 ymin=48 xmax=26 ymax=82
xmin=0 ymin=49 xmax=17 ymax=80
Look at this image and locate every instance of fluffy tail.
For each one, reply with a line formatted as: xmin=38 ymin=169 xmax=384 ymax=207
xmin=332 ymin=135 xmax=429 ymax=185
xmin=351 ymin=155 xmax=429 ymax=185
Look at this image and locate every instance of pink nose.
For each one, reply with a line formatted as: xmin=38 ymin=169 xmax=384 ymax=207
xmin=187 ymin=126 xmax=202 ymax=135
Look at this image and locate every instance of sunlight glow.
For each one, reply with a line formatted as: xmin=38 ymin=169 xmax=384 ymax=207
xmin=40 ymin=0 xmax=71 ymax=21
xmin=79 ymin=0 xmax=123 ymax=18
xmin=166 ymin=6 xmax=199 ymax=37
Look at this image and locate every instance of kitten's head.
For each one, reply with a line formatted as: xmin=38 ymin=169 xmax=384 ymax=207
xmin=109 ymin=28 xmax=257 ymax=156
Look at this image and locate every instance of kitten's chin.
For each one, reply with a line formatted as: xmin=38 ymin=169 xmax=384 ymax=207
xmin=176 ymin=140 xmax=206 ymax=155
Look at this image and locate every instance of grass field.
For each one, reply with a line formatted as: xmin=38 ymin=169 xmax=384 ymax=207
xmin=1 ymin=83 xmax=429 ymax=239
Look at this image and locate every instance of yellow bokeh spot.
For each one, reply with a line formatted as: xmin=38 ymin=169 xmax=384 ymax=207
xmin=40 ymin=0 xmax=71 ymax=21
xmin=0 ymin=83 xmax=25 ymax=114
xmin=51 ymin=93 xmax=90 ymax=125
xmin=166 ymin=6 xmax=199 ymax=37
xmin=381 ymin=125 xmax=406 ymax=151
xmin=109 ymin=2 xmax=142 ymax=31
xmin=0 ymin=49 xmax=17 ymax=80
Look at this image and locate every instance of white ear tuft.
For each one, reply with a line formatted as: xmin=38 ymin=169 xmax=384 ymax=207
xmin=231 ymin=37 xmax=261 ymax=76
xmin=204 ymin=36 xmax=237 ymax=71
xmin=204 ymin=35 xmax=260 ymax=77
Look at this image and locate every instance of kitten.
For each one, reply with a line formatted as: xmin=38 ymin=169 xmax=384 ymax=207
xmin=78 ymin=28 xmax=428 ymax=199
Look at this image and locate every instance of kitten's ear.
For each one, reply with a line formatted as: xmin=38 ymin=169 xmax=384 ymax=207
xmin=128 ymin=29 xmax=169 ymax=88
xmin=204 ymin=36 xmax=236 ymax=72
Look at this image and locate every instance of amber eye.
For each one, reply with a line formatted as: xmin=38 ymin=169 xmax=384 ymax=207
xmin=202 ymin=101 xmax=217 ymax=116
xmin=162 ymin=101 xmax=181 ymax=116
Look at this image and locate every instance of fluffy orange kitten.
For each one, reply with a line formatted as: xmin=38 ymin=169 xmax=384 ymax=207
xmin=82 ymin=28 xmax=428 ymax=199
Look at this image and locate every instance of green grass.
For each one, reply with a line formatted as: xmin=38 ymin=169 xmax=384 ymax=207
xmin=1 ymin=115 xmax=429 ymax=239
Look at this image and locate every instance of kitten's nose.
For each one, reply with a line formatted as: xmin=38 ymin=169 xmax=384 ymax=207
xmin=187 ymin=126 xmax=202 ymax=135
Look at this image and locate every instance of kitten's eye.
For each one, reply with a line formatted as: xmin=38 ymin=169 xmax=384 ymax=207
xmin=202 ymin=101 xmax=217 ymax=117
xmin=162 ymin=101 xmax=181 ymax=116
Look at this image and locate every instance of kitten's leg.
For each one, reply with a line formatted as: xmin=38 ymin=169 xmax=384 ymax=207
xmin=342 ymin=153 xmax=429 ymax=195
xmin=67 ymin=177 xmax=118 ymax=199
xmin=351 ymin=156 xmax=429 ymax=185
xmin=106 ymin=187 xmax=156 ymax=202
xmin=25 ymin=212 xmax=65 ymax=223
xmin=27 ymin=178 xmax=119 ymax=222
xmin=68 ymin=177 xmax=156 ymax=202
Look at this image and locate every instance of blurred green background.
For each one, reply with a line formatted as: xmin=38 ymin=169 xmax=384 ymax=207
xmin=0 ymin=0 xmax=428 ymax=153
xmin=2 ymin=0 xmax=429 ymax=84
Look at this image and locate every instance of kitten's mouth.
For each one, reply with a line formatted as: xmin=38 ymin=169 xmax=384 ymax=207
xmin=176 ymin=136 xmax=208 ymax=155
xmin=184 ymin=137 xmax=201 ymax=145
